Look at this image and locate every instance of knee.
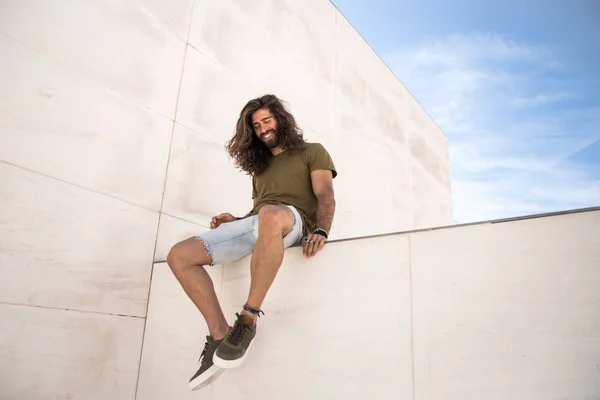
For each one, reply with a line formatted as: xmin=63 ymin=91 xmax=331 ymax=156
xmin=257 ymin=205 xmax=286 ymax=231
xmin=167 ymin=238 xmax=212 ymax=275
xmin=166 ymin=243 xmax=189 ymax=275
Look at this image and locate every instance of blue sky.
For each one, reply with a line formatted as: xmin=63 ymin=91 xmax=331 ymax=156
xmin=331 ymin=0 xmax=600 ymax=223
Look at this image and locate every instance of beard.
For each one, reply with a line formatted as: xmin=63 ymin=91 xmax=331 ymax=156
xmin=260 ymin=129 xmax=280 ymax=149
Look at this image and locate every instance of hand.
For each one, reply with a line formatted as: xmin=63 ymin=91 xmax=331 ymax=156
xmin=302 ymin=232 xmax=327 ymax=258
xmin=210 ymin=213 xmax=236 ymax=229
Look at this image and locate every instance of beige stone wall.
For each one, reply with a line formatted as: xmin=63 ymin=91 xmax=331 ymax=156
xmin=0 ymin=0 xmax=453 ymax=398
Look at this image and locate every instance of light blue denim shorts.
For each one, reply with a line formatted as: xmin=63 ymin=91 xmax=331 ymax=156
xmin=195 ymin=205 xmax=304 ymax=266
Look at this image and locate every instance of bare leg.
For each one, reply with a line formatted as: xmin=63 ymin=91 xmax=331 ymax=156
xmin=242 ymin=205 xmax=294 ymax=324
xmin=167 ymin=238 xmax=229 ymax=339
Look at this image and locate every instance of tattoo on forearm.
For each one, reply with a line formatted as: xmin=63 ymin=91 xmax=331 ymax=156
xmin=316 ymin=192 xmax=336 ymax=232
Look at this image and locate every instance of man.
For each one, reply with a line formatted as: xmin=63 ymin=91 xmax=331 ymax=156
xmin=167 ymin=94 xmax=337 ymax=391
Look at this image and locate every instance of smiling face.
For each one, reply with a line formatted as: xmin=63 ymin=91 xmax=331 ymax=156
xmin=252 ymin=108 xmax=280 ymax=150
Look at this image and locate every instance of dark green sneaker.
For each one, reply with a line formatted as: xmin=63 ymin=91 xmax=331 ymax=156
xmin=213 ymin=313 xmax=256 ymax=368
xmin=188 ymin=335 xmax=226 ymax=391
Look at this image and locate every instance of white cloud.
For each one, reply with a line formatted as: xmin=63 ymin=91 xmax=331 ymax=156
xmin=385 ymin=33 xmax=600 ymax=223
xmin=512 ymin=92 xmax=572 ymax=107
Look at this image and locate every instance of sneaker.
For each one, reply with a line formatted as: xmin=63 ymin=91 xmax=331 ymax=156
xmin=213 ymin=313 xmax=256 ymax=369
xmin=188 ymin=335 xmax=226 ymax=391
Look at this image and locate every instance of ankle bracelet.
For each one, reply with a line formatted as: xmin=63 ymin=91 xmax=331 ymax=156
xmin=243 ymin=304 xmax=265 ymax=317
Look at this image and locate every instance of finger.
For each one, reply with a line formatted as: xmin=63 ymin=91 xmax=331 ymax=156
xmin=302 ymin=236 xmax=310 ymax=253
xmin=305 ymin=235 xmax=316 ymax=258
xmin=317 ymin=238 xmax=326 ymax=253
xmin=303 ymin=240 xmax=310 ymax=257
xmin=311 ymin=238 xmax=320 ymax=257
xmin=304 ymin=237 xmax=314 ymax=258
xmin=312 ymin=236 xmax=326 ymax=257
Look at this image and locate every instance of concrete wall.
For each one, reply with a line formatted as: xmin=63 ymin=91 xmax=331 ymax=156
xmin=0 ymin=0 xmax=452 ymax=240
xmin=145 ymin=209 xmax=600 ymax=399
xmin=410 ymin=209 xmax=600 ymax=399
xmin=1 ymin=0 xmax=453 ymax=398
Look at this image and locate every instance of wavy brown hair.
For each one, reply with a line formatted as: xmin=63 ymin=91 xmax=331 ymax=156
xmin=225 ymin=94 xmax=306 ymax=176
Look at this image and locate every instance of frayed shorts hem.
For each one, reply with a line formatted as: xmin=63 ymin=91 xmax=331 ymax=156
xmin=194 ymin=205 xmax=304 ymax=266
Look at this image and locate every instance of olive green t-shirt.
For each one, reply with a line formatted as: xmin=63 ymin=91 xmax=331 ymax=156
xmin=244 ymin=142 xmax=337 ymax=235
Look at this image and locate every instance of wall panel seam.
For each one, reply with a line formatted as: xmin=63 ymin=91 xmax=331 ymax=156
xmin=0 ymin=160 xmax=159 ymax=213
xmin=408 ymin=234 xmax=416 ymax=400
xmin=133 ymin=1 xmax=199 ymax=398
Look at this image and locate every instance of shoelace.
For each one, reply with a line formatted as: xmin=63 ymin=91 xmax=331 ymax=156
xmin=228 ymin=315 xmax=250 ymax=346
xmin=199 ymin=336 xmax=213 ymax=363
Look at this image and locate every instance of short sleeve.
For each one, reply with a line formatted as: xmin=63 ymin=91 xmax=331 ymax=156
xmin=251 ymin=176 xmax=257 ymax=199
xmin=306 ymin=143 xmax=337 ymax=178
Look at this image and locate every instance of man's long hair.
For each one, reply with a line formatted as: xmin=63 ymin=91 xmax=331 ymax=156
xmin=225 ymin=94 xmax=306 ymax=176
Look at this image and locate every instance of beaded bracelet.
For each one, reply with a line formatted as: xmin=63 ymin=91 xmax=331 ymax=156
xmin=313 ymin=228 xmax=329 ymax=239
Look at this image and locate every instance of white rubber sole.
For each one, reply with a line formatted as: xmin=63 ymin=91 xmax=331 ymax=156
xmin=189 ymin=364 xmax=225 ymax=391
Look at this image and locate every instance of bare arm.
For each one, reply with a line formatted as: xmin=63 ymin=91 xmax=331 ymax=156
xmin=310 ymin=169 xmax=336 ymax=233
